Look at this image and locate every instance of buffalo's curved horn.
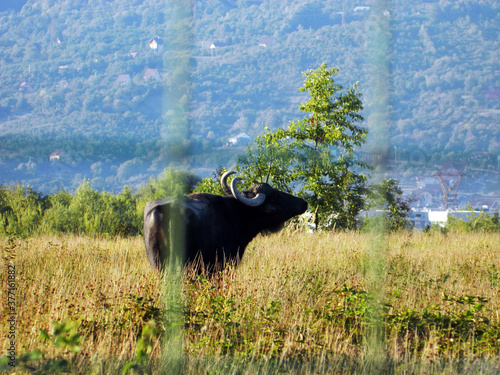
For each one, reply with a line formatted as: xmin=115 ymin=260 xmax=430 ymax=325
xmin=220 ymin=170 xmax=236 ymax=196
xmin=230 ymin=177 xmax=266 ymax=207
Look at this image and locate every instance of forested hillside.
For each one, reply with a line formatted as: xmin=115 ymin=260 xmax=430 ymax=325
xmin=0 ymin=0 xmax=498 ymax=193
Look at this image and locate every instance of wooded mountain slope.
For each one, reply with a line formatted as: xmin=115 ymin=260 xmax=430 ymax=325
xmin=0 ymin=0 xmax=498 ymax=192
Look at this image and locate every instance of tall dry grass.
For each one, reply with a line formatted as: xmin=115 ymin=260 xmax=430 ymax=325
xmin=1 ymin=231 xmax=499 ymax=374
xmin=1 ymin=235 xmax=162 ymax=373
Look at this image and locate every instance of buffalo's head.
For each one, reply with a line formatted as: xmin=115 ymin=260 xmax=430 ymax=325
xmin=221 ymin=171 xmax=308 ymax=232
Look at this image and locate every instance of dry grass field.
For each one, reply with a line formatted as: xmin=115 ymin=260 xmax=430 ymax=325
xmin=1 ymin=231 xmax=500 ymax=374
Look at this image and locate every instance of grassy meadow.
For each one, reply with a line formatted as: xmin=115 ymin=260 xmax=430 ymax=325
xmin=1 ymin=231 xmax=500 ymax=374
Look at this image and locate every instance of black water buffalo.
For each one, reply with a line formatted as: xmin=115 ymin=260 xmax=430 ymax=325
xmin=143 ymin=171 xmax=308 ymax=274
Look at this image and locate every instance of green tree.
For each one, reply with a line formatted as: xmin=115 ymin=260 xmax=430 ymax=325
xmin=97 ymin=187 xmax=139 ymax=236
xmin=447 ymin=211 xmax=500 ymax=233
xmin=193 ymin=166 xmax=228 ymax=196
xmin=69 ymin=181 xmax=107 ymax=235
xmin=135 ymin=168 xmax=200 ymax=222
xmin=236 ymin=129 xmax=295 ymax=193
xmin=238 ymin=64 xmax=370 ymax=230
xmin=0 ymin=185 xmax=46 ymax=236
xmin=366 ymin=178 xmax=414 ymax=232
xmin=136 ymin=168 xmax=199 ymax=202
xmin=39 ymin=189 xmax=76 ymax=234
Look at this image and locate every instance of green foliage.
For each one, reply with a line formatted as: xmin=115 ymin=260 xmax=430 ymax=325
xmin=193 ymin=166 xmax=228 ymax=195
xmin=238 ymin=64 xmax=370 ymax=230
xmin=365 ymin=178 xmax=414 ymax=232
xmin=40 ymin=320 xmax=83 ymax=353
xmin=447 ymin=211 xmax=500 ymax=232
xmin=184 ymin=273 xmax=500 ymax=360
xmin=286 ymin=64 xmax=369 ymax=230
xmin=123 ymin=320 xmax=160 ymax=374
xmin=386 ymin=294 xmax=496 ymax=355
xmin=136 ymin=168 xmax=199 ymax=201
xmin=70 ymin=181 xmax=108 ymax=235
xmin=0 ymin=320 xmax=83 ymax=374
xmin=40 ymin=190 xmax=77 ymax=233
xmin=294 ymin=64 xmax=366 ymax=152
xmin=0 ymin=185 xmax=46 ymax=237
xmin=0 ymin=168 xmax=204 ymax=237
xmin=136 ymin=168 xmax=200 ymax=225
xmin=306 ymin=285 xmax=372 ymax=344
xmin=236 ymin=129 xmax=294 ymax=193
xmin=40 ymin=181 xmax=140 ymax=236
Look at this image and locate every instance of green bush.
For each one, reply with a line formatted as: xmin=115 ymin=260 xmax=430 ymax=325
xmin=192 ymin=166 xmax=227 ymax=196
xmin=447 ymin=211 xmax=500 ymax=233
xmin=0 ymin=169 xmax=202 ymax=237
xmin=0 ymin=185 xmax=46 ymax=237
xmin=38 ymin=190 xmax=77 ymax=234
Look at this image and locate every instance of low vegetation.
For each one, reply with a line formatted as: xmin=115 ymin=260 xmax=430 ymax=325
xmin=1 ymin=231 xmax=499 ymax=374
xmin=0 ymin=169 xmax=200 ymax=238
xmin=2 ymin=171 xmax=499 ymax=238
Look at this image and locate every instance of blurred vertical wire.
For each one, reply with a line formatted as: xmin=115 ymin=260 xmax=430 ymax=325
xmin=364 ymin=0 xmax=393 ymax=372
xmin=161 ymin=0 xmax=194 ymax=372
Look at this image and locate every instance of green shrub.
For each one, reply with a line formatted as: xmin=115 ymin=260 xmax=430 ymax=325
xmin=0 ymin=169 xmax=202 ymax=237
xmin=447 ymin=212 xmax=500 ymax=233
xmin=0 ymin=185 xmax=46 ymax=237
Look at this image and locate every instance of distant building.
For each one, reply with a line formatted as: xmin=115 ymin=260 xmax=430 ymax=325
xmin=209 ymin=42 xmax=229 ymax=49
xmin=354 ymin=6 xmax=370 ymax=12
xmin=467 ymin=199 xmax=500 ymax=211
xmin=228 ymin=133 xmax=252 ymax=147
xmin=143 ymin=68 xmax=162 ymax=82
xmin=19 ymin=82 xmax=34 ymax=92
xmin=413 ymin=188 xmax=435 ymax=208
xmin=258 ymin=37 xmax=277 ymax=47
xmin=485 ymin=89 xmax=500 ymax=101
xmin=49 ymin=151 xmax=64 ymax=162
xmin=409 ymin=209 xmax=499 ymax=230
xmin=149 ymin=36 xmax=163 ymax=51
xmin=409 ymin=210 xmax=447 ymax=229
xmin=470 ymin=152 xmax=490 ymax=161
xmin=408 ymin=211 xmax=429 ymax=230
xmin=115 ymin=74 xmax=131 ymax=86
